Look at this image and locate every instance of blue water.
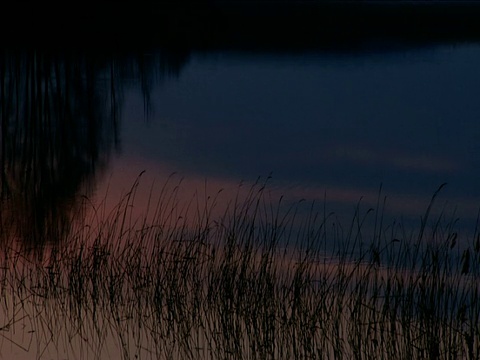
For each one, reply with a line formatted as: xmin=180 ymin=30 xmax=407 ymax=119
xmin=2 ymin=42 xmax=480 ymax=246
xmin=104 ymin=44 xmax=480 ymax=235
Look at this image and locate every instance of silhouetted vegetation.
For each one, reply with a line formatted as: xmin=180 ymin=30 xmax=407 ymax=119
xmin=0 ymin=49 xmax=188 ymax=249
xmin=0 ymin=178 xmax=478 ymax=359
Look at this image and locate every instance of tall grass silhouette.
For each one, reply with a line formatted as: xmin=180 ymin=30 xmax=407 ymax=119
xmin=0 ymin=176 xmax=478 ymax=359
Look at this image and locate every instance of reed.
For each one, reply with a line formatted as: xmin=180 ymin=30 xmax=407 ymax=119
xmin=0 ymin=178 xmax=478 ymax=359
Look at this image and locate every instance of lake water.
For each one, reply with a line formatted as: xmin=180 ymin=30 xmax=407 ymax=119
xmin=3 ymin=4 xmax=480 ymax=358
xmin=2 ymin=41 xmax=480 ymax=249
xmin=89 ymin=43 xmax=480 ymax=241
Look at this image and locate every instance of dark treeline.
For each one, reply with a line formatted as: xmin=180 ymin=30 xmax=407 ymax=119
xmin=0 ymin=50 xmax=118 ymax=248
xmin=3 ymin=1 xmax=480 ymax=51
xmin=0 ymin=49 xmax=188 ymax=249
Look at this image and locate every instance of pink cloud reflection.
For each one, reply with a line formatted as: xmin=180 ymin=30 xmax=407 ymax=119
xmin=88 ymin=154 xmax=479 ymax=235
xmin=327 ymin=144 xmax=461 ymax=173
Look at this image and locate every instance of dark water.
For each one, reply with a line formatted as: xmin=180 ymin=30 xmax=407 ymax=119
xmin=110 ymin=44 xmax=480 ymax=237
xmin=2 ymin=4 xmax=480 ymax=359
xmin=2 ymin=45 xmax=480 ymax=247
xmin=3 ymin=2 xmax=480 ymax=249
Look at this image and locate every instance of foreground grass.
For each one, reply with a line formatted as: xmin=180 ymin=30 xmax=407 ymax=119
xmin=0 ymin=179 xmax=479 ymax=359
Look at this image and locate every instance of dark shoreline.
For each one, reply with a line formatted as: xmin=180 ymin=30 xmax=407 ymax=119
xmin=3 ymin=1 xmax=480 ymax=50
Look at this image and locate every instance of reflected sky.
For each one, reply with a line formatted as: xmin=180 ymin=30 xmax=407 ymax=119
xmin=108 ymin=43 xmax=480 ymax=233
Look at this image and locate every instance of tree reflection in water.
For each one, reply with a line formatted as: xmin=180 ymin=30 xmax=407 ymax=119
xmin=0 ymin=49 xmax=188 ymax=253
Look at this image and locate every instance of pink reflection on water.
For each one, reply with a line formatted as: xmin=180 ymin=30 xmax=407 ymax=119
xmin=91 ymin=154 xmax=479 ymax=237
xmin=327 ymin=144 xmax=461 ymax=173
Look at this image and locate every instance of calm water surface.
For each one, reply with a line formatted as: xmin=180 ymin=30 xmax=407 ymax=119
xmin=2 ymin=42 xmax=480 ymax=248
xmin=96 ymin=43 xmax=480 ymax=236
xmin=2 ymin=35 xmax=480 ymax=360
xmin=3 ymin=3 xmax=480 ymax=358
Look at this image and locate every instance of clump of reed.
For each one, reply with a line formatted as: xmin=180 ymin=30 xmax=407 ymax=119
xmin=0 ymin=178 xmax=479 ymax=359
